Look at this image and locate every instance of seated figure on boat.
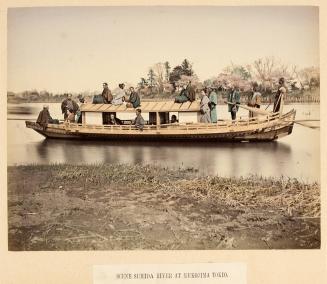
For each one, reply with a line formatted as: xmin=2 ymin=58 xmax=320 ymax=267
xmin=171 ymin=115 xmax=178 ymax=123
xmin=126 ymin=86 xmax=141 ymax=108
xmin=174 ymin=81 xmax=196 ymax=103
xmin=112 ymin=83 xmax=126 ymax=105
xmin=133 ymin=108 xmax=145 ymax=131
xmin=61 ymin=94 xmax=79 ymax=119
xmin=65 ymin=109 xmax=75 ymax=123
xmin=92 ymin=82 xmax=113 ymax=104
xmin=108 ymin=114 xmax=122 ymax=125
xmin=199 ymin=89 xmax=211 ymax=123
xmin=174 ymin=85 xmax=189 ymax=103
xmin=36 ymin=105 xmax=59 ymax=130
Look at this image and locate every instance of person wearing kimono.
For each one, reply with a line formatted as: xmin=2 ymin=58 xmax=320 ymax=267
xmin=65 ymin=109 xmax=75 ymax=123
xmin=61 ymin=94 xmax=79 ymax=119
xmin=133 ymin=108 xmax=145 ymax=131
xmin=186 ymin=81 xmax=196 ymax=102
xmin=209 ymin=88 xmax=218 ymax=123
xmin=248 ymin=85 xmax=262 ymax=117
xmin=36 ymin=105 xmax=57 ymax=130
xmin=227 ymin=86 xmax=240 ymax=120
xmin=101 ymin=82 xmax=113 ymax=104
xmin=127 ymin=87 xmax=141 ymax=108
xmin=174 ymin=85 xmax=189 ymax=103
xmin=273 ymin=77 xmax=287 ymax=113
xmin=112 ymin=83 xmax=126 ymax=105
xmin=200 ymin=90 xmax=211 ymax=123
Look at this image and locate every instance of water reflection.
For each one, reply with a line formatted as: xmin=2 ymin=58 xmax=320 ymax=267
xmin=29 ymin=139 xmax=293 ymax=179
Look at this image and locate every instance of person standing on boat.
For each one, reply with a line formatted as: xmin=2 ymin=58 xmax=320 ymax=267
xmin=112 ymin=83 xmax=126 ymax=105
xmin=199 ymin=90 xmax=211 ymax=123
xmin=227 ymin=85 xmax=240 ymax=120
xmin=133 ymin=108 xmax=145 ymax=131
xmin=127 ymin=87 xmax=141 ymax=108
xmin=101 ymin=82 xmax=113 ymax=104
xmin=273 ymin=77 xmax=287 ymax=113
xmin=61 ymin=94 xmax=79 ymax=119
xmin=209 ymin=87 xmax=218 ymax=123
xmin=248 ymin=84 xmax=262 ymax=117
xmin=186 ymin=81 xmax=196 ymax=102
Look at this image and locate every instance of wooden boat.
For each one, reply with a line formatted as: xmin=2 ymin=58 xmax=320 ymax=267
xmin=25 ymin=100 xmax=296 ymax=142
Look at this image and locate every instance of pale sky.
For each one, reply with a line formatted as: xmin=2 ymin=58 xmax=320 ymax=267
xmin=7 ymin=6 xmax=319 ymax=93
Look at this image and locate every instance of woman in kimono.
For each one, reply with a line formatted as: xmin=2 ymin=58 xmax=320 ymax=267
xmin=200 ymin=90 xmax=211 ymax=123
xmin=209 ymin=88 xmax=218 ymax=123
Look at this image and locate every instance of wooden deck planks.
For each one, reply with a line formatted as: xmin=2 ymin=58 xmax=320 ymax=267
xmin=179 ymin=101 xmax=191 ymax=110
xmin=159 ymin=101 xmax=175 ymax=112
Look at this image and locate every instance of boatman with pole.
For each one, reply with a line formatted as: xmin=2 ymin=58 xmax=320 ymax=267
xmin=273 ymin=77 xmax=287 ymax=116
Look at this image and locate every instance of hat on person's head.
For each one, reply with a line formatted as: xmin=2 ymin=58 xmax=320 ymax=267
xmin=103 ymin=82 xmax=108 ymax=86
xmin=43 ymin=104 xmax=49 ymax=109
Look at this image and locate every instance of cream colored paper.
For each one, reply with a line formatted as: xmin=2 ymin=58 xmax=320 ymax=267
xmin=0 ymin=1 xmax=326 ymax=284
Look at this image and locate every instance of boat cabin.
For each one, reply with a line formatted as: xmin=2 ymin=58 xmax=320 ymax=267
xmin=79 ymin=101 xmax=201 ymax=126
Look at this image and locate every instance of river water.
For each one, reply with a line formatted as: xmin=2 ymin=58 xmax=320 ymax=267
xmin=7 ymin=103 xmax=320 ymax=182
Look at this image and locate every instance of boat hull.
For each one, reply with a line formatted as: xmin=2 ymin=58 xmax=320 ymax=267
xmin=26 ymin=110 xmax=296 ymax=142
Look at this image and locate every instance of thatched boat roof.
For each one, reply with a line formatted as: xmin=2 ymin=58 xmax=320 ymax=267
xmin=80 ymin=100 xmax=200 ymax=113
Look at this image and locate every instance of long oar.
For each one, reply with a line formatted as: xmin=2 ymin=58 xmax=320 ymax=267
xmin=295 ymin=122 xmax=319 ymax=129
xmin=225 ymin=102 xmax=271 ymax=115
xmin=282 ymin=119 xmax=320 ymax=129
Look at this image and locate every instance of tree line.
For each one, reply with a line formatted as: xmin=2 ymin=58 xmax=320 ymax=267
xmin=7 ymin=56 xmax=320 ymax=103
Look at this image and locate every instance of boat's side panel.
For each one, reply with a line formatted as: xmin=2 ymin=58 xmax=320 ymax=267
xmin=29 ymin=124 xmax=294 ymax=142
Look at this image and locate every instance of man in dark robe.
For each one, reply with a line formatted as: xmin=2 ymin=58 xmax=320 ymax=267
xmin=61 ymin=94 xmax=79 ymax=119
xmin=102 ymin=82 xmax=113 ymax=104
xmin=227 ymin=85 xmax=241 ymax=120
xmin=36 ymin=105 xmax=56 ymax=130
xmin=273 ymin=77 xmax=287 ymax=113
xmin=186 ymin=81 xmax=196 ymax=102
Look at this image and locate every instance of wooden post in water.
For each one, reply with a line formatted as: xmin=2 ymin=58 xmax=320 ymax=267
xmin=156 ymin=112 xmax=160 ymax=130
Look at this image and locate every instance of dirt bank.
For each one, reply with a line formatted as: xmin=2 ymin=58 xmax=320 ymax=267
xmin=7 ymin=164 xmax=320 ymax=250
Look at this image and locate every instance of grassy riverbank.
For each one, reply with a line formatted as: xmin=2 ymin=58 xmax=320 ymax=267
xmin=8 ymin=164 xmax=320 ymax=250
